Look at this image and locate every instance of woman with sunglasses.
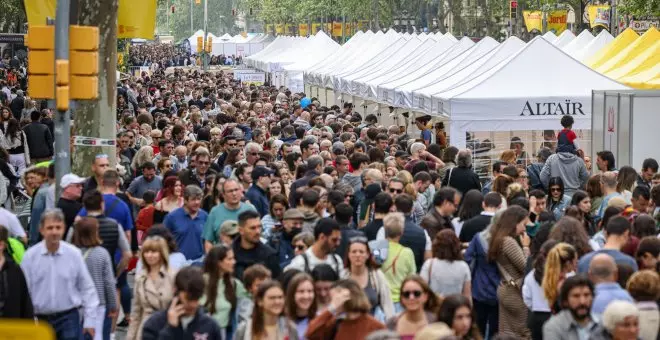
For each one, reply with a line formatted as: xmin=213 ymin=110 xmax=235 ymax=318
xmin=344 ymin=236 xmax=395 ymax=322
xmin=285 ymin=273 xmax=317 ymax=339
xmin=386 ymin=275 xmax=441 ymax=339
xmin=157 ymin=158 xmax=173 ymax=176
xmin=292 ymin=232 xmax=314 ymax=256
xmin=548 ymin=177 xmax=570 ymax=221
xmin=306 ymin=279 xmax=386 ymax=340
xmin=437 ymin=294 xmax=483 ymax=340
xmin=235 ymin=280 xmax=298 ymax=340
xmin=201 ymin=244 xmax=249 ymax=339
xmin=153 ymin=176 xmax=183 ymax=225
xmin=127 ymin=235 xmax=174 ymax=340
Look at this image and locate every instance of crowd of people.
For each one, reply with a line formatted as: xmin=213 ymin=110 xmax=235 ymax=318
xmin=127 ymin=43 xmax=242 ymax=70
xmin=0 ymin=46 xmax=658 ymax=340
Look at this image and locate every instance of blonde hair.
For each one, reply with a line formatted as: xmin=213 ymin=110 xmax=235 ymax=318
xmin=396 ymin=170 xmax=417 ymax=199
xmin=383 ymin=212 xmax=405 ymax=238
xmin=542 ymin=243 xmax=577 ymax=306
xmin=131 ymin=146 xmax=155 ymax=171
xmin=500 ymin=150 xmax=517 ymax=164
xmin=140 ymin=237 xmax=170 ymax=273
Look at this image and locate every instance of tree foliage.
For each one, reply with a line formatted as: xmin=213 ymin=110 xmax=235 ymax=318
xmin=618 ymin=0 xmax=660 ymax=17
xmin=0 ymin=0 xmax=27 ymax=33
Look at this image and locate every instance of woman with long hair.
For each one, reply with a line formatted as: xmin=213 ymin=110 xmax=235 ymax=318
xmin=285 ymin=273 xmax=317 ymax=339
xmin=421 ymin=229 xmax=471 ymax=300
xmin=135 ymin=226 xmax=187 ymax=272
xmin=452 ymin=190 xmax=483 ymax=237
xmin=203 ymin=174 xmax=226 ymax=212
xmin=522 ymin=239 xmax=558 ymax=340
xmin=235 ymin=280 xmax=298 ymax=340
xmin=569 ymin=190 xmax=595 ymax=235
xmin=262 ymin=194 xmax=288 ymax=241
xmin=268 ymin=178 xmax=286 ymax=200
xmin=541 ymin=243 xmax=577 ymax=311
xmin=396 ymin=170 xmax=425 ymax=223
xmin=127 ymin=236 xmax=174 ymax=340
xmin=307 ymin=279 xmax=386 ymax=340
xmin=131 ymin=146 xmax=154 ymax=176
xmin=488 ymin=206 xmax=531 ymax=339
xmin=343 ymin=236 xmax=395 ymax=321
xmin=386 ymin=275 xmax=441 ymax=339
xmin=156 ymin=157 xmax=173 ymax=176
xmin=223 ymin=147 xmax=244 ymax=177
xmin=153 ymin=176 xmax=183 ymax=224
xmin=548 ymin=216 xmax=593 ymax=257
xmin=2 ymin=118 xmax=29 ymax=175
xmin=71 ymin=217 xmax=117 ymax=340
xmin=547 ymin=177 xmax=570 ymax=220
xmin=437 ymin=294 xmax=483 ymax=340
xmin=616 ymin=166 xmax=638 ymax=202
xmin=492 ymin=175 xmax=514 ymax=210
xmin=586 ymin=174 xmax=604 ymax=217
xmin=201 ymin=244 xmax=248 ymax=338
xmin=0 ymin=106 xmax=11 ymax=132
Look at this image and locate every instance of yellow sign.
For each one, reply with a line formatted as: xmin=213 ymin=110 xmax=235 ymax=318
xmin=0 ymin=320 xmax=55 ymax=340
xmin=332 ymin=22 xmax=343 ymax=37
xmin=312 ymin=23 xmax=321 ymax=34
xmin=522 ymin=11 xmax=543 ymax=32
xmin=118 ymin=0 xmax=157 ymax=39
xmin=325 ymin=23 xmax=333 ymax=33
xmin=25 ymin=0 xmax=156 ymax=39
xmin=299 ymin=24 xmax=309 ymax=36
xmin=547 ymin=10 xmax=568 ymax=34
xmin=275 ymin=23 xmax=284 ymax=35
xmin=588 ymin=5 xmax=611 ymax=29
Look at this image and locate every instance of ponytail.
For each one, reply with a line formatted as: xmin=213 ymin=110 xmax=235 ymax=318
xmin=541 ymin=243 xmax=576 ymax=307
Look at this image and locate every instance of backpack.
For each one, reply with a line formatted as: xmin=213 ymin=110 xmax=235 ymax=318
xmin=302 ymin=252 xmax=341 ymax=275
xmin=464 ymin=234 xmax=500 ymax=304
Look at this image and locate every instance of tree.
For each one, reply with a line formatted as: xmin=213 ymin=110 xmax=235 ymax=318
xmin=618 ymin=0 xmax=660 ymax=17
xmin=0 ymin=0 xmax=27 ymax=33
xmin=72 ymin=0 xmax=119 ymax=175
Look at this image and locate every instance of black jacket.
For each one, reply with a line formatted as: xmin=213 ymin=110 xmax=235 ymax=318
xmin=289 ymin=170 xmax=320 ymax=207
xmin=0 ymin=258 xmax=33 ymax=319
xmin=9 ymin=97 xmax=23 ymax=120
xmin=459 ymin=214 xmax=493 ymax=243
xmin=179 ymin=168 xmax=217 ymax=189
xmin=442 ymin=166 xmax=482 ymax=196
xmin=22 ymin=121 xmax=53 ymax=159
xmin=142 ymin=307 xmax=223 ymax=340
xmin=232 ymin=236 xmax=281 ymax=280
xmin=400 ymin=216 xmax=427 ymax=273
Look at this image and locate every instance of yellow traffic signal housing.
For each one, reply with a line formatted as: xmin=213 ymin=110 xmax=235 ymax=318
xmin=26 ymin=25 xmax=55 ymax=99
xmin=69 ymin=25 xmax=99 ymax=100
xmin=205 ymin=37 xmax=212 ymax=53
xmin=197 ymin=36 xmax=203 ymax=53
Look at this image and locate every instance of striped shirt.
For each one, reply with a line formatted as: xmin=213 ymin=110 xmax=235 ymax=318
xmin=80 ymin=247 xmax=117 ymax=310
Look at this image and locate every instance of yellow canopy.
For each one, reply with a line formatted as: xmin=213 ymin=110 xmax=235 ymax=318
xmin=595 ymin=27 xmax=659 ymax=74
xmin=587 ymin=28 xmax=639 ymax=69
xmin=605 ymin=40 xmax=660 ymax=80
xmin=619 ymin=67 xmax=660 ymax=89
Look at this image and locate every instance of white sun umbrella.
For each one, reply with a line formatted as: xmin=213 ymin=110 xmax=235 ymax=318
xmin=340 ymin=36 xmax=424 ymax=95
xmin=371 ymin=35 xmax=460 ymax=104
xmin=431 ymin=36 xmax=629 ymax=148
xmin=553 ymin=30 xmax=576 ymax=48
xmin=415 ymin=36 xmax=526 ymax=113
xmin=353 ymin=37 xmax=441 ymax=99
xmin=563 ymin=30 xmax=594 ymax=57
xmin=382 ymin=37 xmax=475 ymax=107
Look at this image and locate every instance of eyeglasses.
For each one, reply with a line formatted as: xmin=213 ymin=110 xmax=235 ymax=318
xmin=389 ymin=188 xmax=403 ymax=194
xmin=401 ymin=290 xmax=423 ymax=299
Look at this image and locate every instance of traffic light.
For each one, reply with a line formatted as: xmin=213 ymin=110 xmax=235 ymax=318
xmin=26 ymin=25 xmax=55 ymax=99
xmin=197 ymin=36 xmax=203 ymax=53
xmin=69 ymin=25 xmax=99 ymax=100
xmin=205 ymin=37 xmax=212 ymax=53
xmin=510 ymin=1 xmax=518 ymax=19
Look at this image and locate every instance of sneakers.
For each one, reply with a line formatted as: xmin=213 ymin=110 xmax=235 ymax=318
xmin=116 ymin=318 xmax=129 ymax=328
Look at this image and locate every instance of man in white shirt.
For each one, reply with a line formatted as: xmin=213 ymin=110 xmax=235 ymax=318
xmin=285 ymin=218 xmax=346 ymax=277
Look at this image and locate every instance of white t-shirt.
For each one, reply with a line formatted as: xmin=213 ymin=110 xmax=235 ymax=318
xmin=0 ymin=207 xmax=26 ymax=239
xmin=285 ymin=248 xmax=346 ymax=278
xmin=375 ymin=226 xmax=432 ymax=251
xmin=420 ymin=258 xmax=471 ymax=297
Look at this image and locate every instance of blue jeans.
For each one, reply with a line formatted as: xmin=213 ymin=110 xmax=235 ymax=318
xmin=117 ymin=271 xmax=132 ymax=316
xmin=39 ymin=308 xmax=82 ymax=340
xmin=103 ymin=308 xmax=112 ymax=340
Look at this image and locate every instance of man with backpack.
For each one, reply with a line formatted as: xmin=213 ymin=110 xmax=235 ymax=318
xmin=284 ymin=218 xmax=346 ymax=277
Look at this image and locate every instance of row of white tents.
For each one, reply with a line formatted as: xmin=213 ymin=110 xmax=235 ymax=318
xmin=246 ymin=29 xmax=627 ymax=148
xmin=187 ymin=30 xmax=275 ymax=57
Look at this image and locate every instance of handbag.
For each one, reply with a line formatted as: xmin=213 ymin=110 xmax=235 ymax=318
xmin=496 ymin=261 xmax=520 ymax=290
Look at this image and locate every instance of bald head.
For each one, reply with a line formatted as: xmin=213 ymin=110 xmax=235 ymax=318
xmin=589 ymin=253 xmax=617 ymax=284
xmin=601 ymin=171 xmax=618 ymax=189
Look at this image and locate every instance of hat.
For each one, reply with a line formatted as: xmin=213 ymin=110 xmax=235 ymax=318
xmin=251 ymin=166 xmax=274 ymax=181
xmin=220 ymin=220 xmax=239 ymax=236
xmin=283 ymin=208 xmax=305 ymax=220
xmin=61 ymin=174 xmax=86 ymax=188
xmin=332 ymin=141 xmax=345 ymax=154
xmin=395 ymin=150 xmax=410 ymax=159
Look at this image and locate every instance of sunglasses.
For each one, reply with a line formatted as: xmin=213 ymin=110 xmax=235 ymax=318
xmin=164 ymin=164 xmax=173 ymax=168
xmin=401 ymin=290 xmax=423 ymax=299
xmin=389 ymin=188 xmax=403 ymax=194
xmin=295 ymin=245 xmax=306 ymax=251
xmin=550 ymin=187 xmax=561 ymax=192
xmin=249 ymin=152 xmax=259 ymax=156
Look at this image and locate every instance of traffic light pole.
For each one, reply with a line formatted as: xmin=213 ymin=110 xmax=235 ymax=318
xmin=54 ymin=0 xmax=72 ymax=200
xmin=203 ymin=0 xmax=208 ymax=71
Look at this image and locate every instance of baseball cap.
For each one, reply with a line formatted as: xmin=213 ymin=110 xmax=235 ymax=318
xmin=283 ymin=208 xmax=305 ymax=220
xmin=220 ymin=220 xmax=239 ymax=236
xmin=395 ymin=150 xmax=410 ymax=159
xmin=251 ymin=166 xmax=274 ymax=181
xmin=61 ymin=174 xmax=86 ymax=188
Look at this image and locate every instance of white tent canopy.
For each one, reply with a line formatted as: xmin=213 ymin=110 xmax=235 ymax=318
xmin=562 ymin=30 xmax=594 ymax=57
xmin=572 ymin=30 xmax=614 ymax=62
xmin=552 ymin=30 xmax=575 ymax=48
xmin=429 ymin=36 xmax=629 ymax=148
